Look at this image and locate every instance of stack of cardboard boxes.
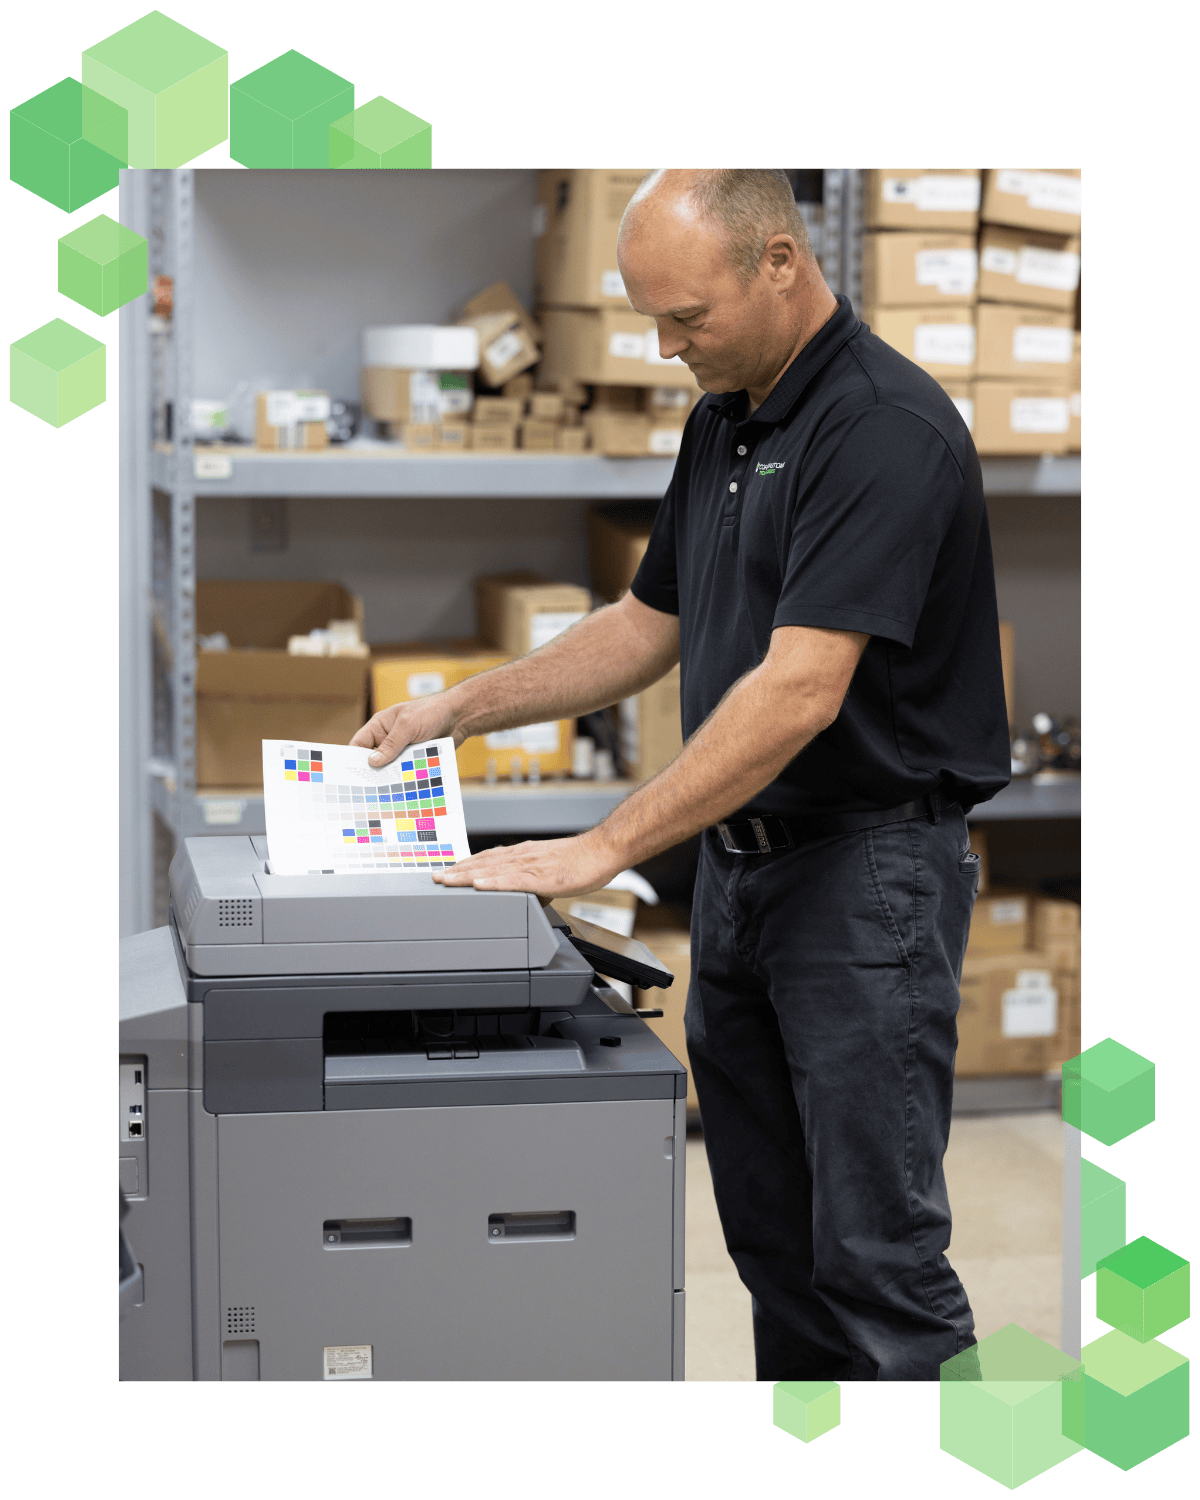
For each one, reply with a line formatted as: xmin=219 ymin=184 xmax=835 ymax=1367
xmin=956 ymin=827 xmax=1081 ymax=1077
xmin=862 ymin=170 xmax=1081 ymax=456
xmin=534 ymin=170 xmax=703 ymax=456
xmin=370 ymin=572 xmax=591 ymax=782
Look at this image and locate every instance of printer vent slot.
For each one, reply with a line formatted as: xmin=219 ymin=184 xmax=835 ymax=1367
xmin=226 ymin=1305 xmax=256 ymax=1334
xmin=182 ymin=882 xmax=201 ymax=926
xmin=217 ymin=899 xmax=256 ymax=929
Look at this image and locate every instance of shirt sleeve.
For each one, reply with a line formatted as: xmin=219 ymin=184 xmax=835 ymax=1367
xmin=628 ymin=470 xmax=680 ymax=616
xmin=772 ymin=404 xmax=963 ymax=648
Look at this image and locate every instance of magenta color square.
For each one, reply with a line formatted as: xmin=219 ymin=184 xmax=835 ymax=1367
xmin=357 ymin=836 xmax=369 ymax=843
xmin=298 ymin=771 xmax=309 ymax=781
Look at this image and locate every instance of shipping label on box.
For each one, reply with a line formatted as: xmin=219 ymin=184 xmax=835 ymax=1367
xmin=867 ymin=306 xmax=976 ymax=375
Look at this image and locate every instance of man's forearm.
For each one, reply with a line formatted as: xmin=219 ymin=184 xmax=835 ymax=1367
xmin=592 ymin=649 xmax=845 ymax=867
xmin=450 ymin=599 xmax=678 ymax=738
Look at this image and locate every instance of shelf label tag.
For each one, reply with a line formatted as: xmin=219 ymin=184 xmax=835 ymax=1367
xmin=194 ymin=450 xmax=233 ymax=480
xmin=202 ymin=799 xmax=245 ymax=826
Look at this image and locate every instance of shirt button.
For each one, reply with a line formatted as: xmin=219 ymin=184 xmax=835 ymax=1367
xmin=737 ymin=445 xmax=747 ymax=456
xmin=729 ymin=482 xmax=738 ymax=493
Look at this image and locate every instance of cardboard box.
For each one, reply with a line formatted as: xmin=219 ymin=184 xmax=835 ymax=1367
xmin=999 ymin=619 xmax=1016 ymax=727
xmin=459 ymin=310 xmax=539 ymax=388
xmin=1067 ymin=333 xmax=1081 ymax=453
xmin=972 ymin=380 xmax=1072 ymax=456
xmin=254 ymin=390 xmax=329 ymax=451
xmin=864 ymin=305 xmax=976 ymax=377
xmin=938 ymin=378 xmax=974 ymax=433
xmin=584 ymin=409 xmax=685 ymax=457
xmin=956 ymin=951 xmax=1072 ymax=1076
xmin=591 ymin=383 xmax=643 ymax=412
xmin=361 ymin=368 xmax=474 ymax=424
xmin=518 ymin=418 xmax=559 ymax=451
xmin=470 ymin=423 xmax=517 ymax=452
xmin=619 ymin=666 xmax=683 ymax=781
xmin=862 ymin=170 xmax=981 ymax=232
xmin=862 ymin=232 xmax=978 ymax=306
xmin=978 ymin=225 xmax=1081 ymax=312
xmin=976 ymin=303 xmax=1075 ymax=381
xmin=458 ymin=280 xmax=541 ymax=346
xmin=527 ymin=391 xmax=566 ymax=421
xmin=436 ymin=421 xmax=469 ymax=451
xmin=587 ymin=504 xmax=659 ymax=600
xmin=981 ymin=169 xmax=1081 ymax=235
xmin=473 ymin=396 xmax=524 ymax=425
xmin=195 ymin=580 xmax=367 ymax=788
xmin=370 ymin=640 xmax=513 ymax=780
xmin=501 ymin=372 xmax=535 ymax=400
xmin=551 ymin=886 xmax=638 ymax=939
xmin=539 ymin=306 xmax=699 ymax=390
xmin=632 ymin=909 xmax=697 ymax=1112
xmin=1033 ymin=897 xmax=1080 ymax=976
xmin=475 ymin=571 xmax=592 ymax=656
xmin=556 ymin=425 xmax=589 ymax=453
xmin=967 ymin=889 xmax=1032 ymax=955
xmin=534 ymin=168 xmax=649 ymax=309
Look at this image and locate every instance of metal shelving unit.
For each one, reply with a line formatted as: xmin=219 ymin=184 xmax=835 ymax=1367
xmin=120 ymin=166 xmax=1082 ymax=938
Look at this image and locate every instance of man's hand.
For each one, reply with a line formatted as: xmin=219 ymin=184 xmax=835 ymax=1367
xmin=351 ymin=690 xmax=462 ymax=768
xmin=432 ymin=830 xmax=623 ymax=897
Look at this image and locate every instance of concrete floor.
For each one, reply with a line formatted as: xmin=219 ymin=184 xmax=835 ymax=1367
xmin=684 ymin=1110 xmax=1063 ymax=1380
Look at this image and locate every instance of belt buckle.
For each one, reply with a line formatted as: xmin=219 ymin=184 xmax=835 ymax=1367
xmin=716 ymin=821 xmax=744 ymax=854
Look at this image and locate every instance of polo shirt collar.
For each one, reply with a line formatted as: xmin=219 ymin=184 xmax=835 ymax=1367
xmin=706 ymin=294 xmax=860 ymax=427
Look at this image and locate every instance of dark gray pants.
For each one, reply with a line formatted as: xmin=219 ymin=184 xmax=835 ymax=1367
xmin=686 ymin=807 xmax=980 ymax=1380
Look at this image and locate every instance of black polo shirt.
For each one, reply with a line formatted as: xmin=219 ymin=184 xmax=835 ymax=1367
xmin=630 ymin=294 xmax=1010 ymax=817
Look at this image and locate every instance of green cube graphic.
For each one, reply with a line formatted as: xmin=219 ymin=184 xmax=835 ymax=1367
xmin=329 ymin=96 xmax=431 ymax=169
xmin=10 ymin=78 xmax=124 ymax=211
xmin=1065 ymin=1329 xmax=1188 ymax=1470
xmin=1096 ymin=1236 xmax=1189 ymax=1342
xmin=11 ymin=320 xmax=105 ymax=427
xmin=940 ymin=1324 xmax=1081 ymax=1489
xmin=1081 ymin=1159 xmax=1126 ymax=1278
xmin=1062 ymin=1038 xmax=1154 ymax=1145
xmin=59 ymin=215 xmax=148 ymax=316
xmin=772 ymin=1381 xmax=840 ymax=1443
xmin=230 ymin=50 xmax=353 ymax=168
xmin=82 ymin=9 xmax=227 ymax=168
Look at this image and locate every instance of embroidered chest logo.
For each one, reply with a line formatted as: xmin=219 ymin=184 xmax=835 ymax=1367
xmin=755 ymin=461 xmax=786 ymax=476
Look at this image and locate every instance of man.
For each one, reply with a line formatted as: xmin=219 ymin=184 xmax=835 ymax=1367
xmin=352 ymin=169 xmax=1010 ymax=1381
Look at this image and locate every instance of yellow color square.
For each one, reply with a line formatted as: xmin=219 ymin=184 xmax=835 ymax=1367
xmin=398 ymin=819 xmax=415 ymax=830
xmin=284 ymin=770 xmax=297 ymax=780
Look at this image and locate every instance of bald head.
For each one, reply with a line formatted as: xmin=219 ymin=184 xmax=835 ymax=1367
xmin=615 ymin=168 xmax=836 ymax=404
xmin=621 ymin=169 xmax=815 ymax=283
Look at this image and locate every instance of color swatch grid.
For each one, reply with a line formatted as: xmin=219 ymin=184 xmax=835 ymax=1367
xmin=265 ymin=739 xmax=470 ymax=875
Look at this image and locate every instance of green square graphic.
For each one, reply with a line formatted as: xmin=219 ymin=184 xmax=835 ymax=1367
xmin=772 ymin=1381 xmax=840 ymax=1443
xmin=231 ymin=50 xmax=353 ymax=168
xmin=11 ymin=320 xmax=105 ymax=427
xmin=1062 ymin=1037 xmax=1154 ymax=1145
xmin=329 ymin=95 xmax=431 ymax=169
xmin=82 ymin=9 xmax=227 ymax=168
xmin=1081 ymin=1159 xmax=1126 ymax=1278
xmin=940 ymin=1324 xmax=1082 ymax=1488
xmin=10 ymin=78 xmax=124 ymax=211
xmin=1096 ymin=1236 xmax=1190 ymax=1342
xmin=58 ymin=215 xmax=148 ymax=316
xmin=1065 ymin=1329 xmax=1189 ymax=1470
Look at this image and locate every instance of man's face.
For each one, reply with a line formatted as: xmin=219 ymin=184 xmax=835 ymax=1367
xmin=617 ymin=207 xmax=785 ymax=394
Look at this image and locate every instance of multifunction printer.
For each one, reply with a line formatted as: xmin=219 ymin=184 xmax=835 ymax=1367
xmin=119 ymin=836 xmax=687 ymax=1381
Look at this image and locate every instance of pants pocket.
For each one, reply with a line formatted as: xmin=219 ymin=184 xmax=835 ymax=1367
xmin=864 ymin=825 xmax=916 ymax=969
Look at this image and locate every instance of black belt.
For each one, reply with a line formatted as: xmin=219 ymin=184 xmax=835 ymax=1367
xmin=715 ymin=790 xmax=954 ymax=854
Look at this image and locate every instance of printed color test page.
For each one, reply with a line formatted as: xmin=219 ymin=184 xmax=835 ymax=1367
xmin=261 ymin=738 xmax=471 ymax=876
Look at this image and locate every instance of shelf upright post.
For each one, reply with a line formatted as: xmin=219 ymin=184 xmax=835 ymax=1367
xmin=119 ymin=168 xmax=154 ymax=937
xmin=169 ymin=170 xmax=199 ymax=837
xmin=820 ymin=169 xmax=862 ymax=314
xmin=821 ymin=169 xmax=844 ymax=296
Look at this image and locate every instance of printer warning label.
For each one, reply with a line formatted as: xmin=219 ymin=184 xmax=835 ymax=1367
xmin=323 ymin=1344 xmax=373 ymax=1380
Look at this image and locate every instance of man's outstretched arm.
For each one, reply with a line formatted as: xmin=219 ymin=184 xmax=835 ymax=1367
xmin=433 ymin=623 xmax=869 ymax=896
xmin=351 ymin=591 xmax=680 ymax=767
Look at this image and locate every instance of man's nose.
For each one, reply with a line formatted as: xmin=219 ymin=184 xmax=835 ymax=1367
xmin=654 ymin=321 xmax=689 ymax=361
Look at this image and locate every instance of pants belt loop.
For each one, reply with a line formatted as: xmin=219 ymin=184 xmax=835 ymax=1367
xmin=926 ymin=790 xmax=941 ymax=825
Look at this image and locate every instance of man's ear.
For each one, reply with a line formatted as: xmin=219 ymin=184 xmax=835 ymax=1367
xmin=761 ymin=233 xmax=801 ymax=290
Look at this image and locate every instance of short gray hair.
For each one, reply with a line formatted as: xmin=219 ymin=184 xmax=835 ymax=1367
xmin=628 ymin=169 xmax=815 ymax=280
